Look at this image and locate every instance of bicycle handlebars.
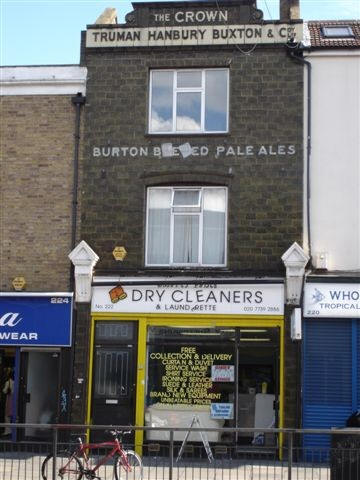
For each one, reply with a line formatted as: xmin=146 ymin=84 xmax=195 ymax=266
xmin=109 ymin=429 xmax=132 ymax=437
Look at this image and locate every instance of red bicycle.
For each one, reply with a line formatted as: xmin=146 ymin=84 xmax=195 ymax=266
xmin=41 ymin=429 xmax=143 ymax=480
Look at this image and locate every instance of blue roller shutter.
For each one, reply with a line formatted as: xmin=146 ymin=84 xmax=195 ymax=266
xmin=357 ymin=321 xmax=360 ymax=410
xmin=303 ymin=319 xmax=353 ymax=455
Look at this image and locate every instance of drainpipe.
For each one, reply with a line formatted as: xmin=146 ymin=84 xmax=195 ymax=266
xmin=287 ymin=47 xmax=312 ymax=264
xmin=286 ymin=47 xmax=312 ymax=436
xmin=67 ymin=92 xmax=85 ymax=427
xmin=70 ymin=92 xmax=86 ymax=288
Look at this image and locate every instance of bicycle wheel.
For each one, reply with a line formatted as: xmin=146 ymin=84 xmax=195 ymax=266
xmin=41 ymin=450 xmax=83 ymax=480
xmin=114 ymin=450 xmax=143 ymax=480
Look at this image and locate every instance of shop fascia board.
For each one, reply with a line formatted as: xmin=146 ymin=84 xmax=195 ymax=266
xmin=92 ymin=276 xmax=284 ymax=286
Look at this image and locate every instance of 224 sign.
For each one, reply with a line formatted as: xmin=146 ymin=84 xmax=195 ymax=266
xmin=50 ymin=297 xmax=70 ymax=304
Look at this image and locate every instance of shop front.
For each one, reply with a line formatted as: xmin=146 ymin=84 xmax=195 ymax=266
xmin=303 ymin=280 xmax=360 ymax=453
xmin=0 ymin=293 xmax=73 ymax=440
xmin=87 ymin=279 xmax=285 ymax=449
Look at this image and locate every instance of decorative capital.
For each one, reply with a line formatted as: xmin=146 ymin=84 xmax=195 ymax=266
xmin=281 ymin=242 xmax=309 ymax=305
xmin=69 ymin=240 xmax=99 ymax=303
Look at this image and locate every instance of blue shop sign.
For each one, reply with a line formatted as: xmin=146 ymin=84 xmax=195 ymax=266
xmin=0 ymin=294 xmax=73 ymax=346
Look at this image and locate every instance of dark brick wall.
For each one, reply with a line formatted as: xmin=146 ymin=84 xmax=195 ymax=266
xmin=80 ymin=45 xmax=303 ymax=275
xmin=75 ymin=40 xmax=303 ymax=427
xmin=70 ymin=304 xmax=91 ymax=424
xmin=284 ymin=308 xmax=302 ymax=429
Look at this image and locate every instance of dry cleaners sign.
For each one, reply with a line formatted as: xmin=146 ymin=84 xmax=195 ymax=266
xmin=86 ymin=23 xmax=303 ymax=48
xmin=92 ymin=282 xmax=284 ymax=315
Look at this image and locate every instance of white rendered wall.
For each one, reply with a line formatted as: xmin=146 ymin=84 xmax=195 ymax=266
xmin=305 ymin=50 xmax=360 ymax=271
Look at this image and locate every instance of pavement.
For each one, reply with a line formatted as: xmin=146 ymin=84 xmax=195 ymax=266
xmin=0 ymin=452 xmax=331 ymax=480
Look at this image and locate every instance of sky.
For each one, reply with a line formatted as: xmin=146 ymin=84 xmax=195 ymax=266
xmin=1 ymin=0 xmax=359 ymax=66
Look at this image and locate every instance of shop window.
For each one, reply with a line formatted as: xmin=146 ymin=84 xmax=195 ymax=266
xmin=144 ymin=326 xmax=279 ymax=445
xmin=146 ymin=186 xmax=227 ymax=267
xmin=146 ymin=326 xmax=235 ymax=407
xmin=149 ymin=69 xmax=229 ymax=134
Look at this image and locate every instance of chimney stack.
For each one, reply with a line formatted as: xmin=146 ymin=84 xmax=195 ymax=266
xmin=95 ymin=7 xmax=118 ymax=24
xmin=280 ymin=0 xmax=300 ymax=21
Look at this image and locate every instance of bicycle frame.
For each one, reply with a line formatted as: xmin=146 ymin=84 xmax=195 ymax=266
xmin=60 ymin=438 xmax=132 ymax=476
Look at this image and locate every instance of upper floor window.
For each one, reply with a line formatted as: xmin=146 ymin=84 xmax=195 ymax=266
xmin=146 ymin=186 xmax=227 ymax=267
xmin=149 ymin=69 xmax=229 ymax=134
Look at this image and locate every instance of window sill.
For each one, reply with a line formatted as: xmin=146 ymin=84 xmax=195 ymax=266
xmin=144 ymin=132 xmax=231 ymax=138
xmin=144 ymin=267 xmax=230 ymax=272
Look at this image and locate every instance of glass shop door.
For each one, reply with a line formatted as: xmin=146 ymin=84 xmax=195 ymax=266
xmin=19 ymin=350 xmax=60 ymax=439
xmin=235 ymin=327 xmax=280 ymax=447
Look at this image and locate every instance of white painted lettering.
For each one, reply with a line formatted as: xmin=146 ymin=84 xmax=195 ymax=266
xmin=196 ymin=11 xmax=205 ymax=22
xmin=246 ymin=145 xmax=254 ymax=155
xmin=0 ymin=312 xmax=22 ymax=327
xmin=288 ymin=145 xmax=296 ymax=155
xmin=216 ymin=146 xmax=225 ymax=156
xmin=101 ymin=147 xmax=111 ymax=157
xmin=154 ymin=13 xmax=170 ymax=22
xmin=192 ymin=146 xmax=199 ymax=156
xmin=153 ymin=147 xmax=162 ymax=157
xmin=226 ymin=146 xmax=235 ymax=156
xmin=174 ymin=10 xmax=228 ymax=24
xmin=175 ymin=11 xmax=184 ymax=22
xmin=258 ymin=146 xmax=267 ymax=155
xmin=129 ymin=147 xmax=138 ymax=157
xmin=237 ymin=146 xmax=245 ymax=155
xmin=172 ymin=147 xmax=180 ymax=157
xmin=140 ymin=147 xmax=148 ymax=156
xmin=269 ymin=145 xmax=277 ymax=155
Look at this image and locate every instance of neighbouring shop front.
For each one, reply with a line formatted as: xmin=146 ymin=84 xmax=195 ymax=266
xmin=0 ymin=293 xmax=73 ymax=440
xmin=87 ymin=279 xmax=285 ymax=449
xmin=302 ymin=280 xmax=360 ymax=454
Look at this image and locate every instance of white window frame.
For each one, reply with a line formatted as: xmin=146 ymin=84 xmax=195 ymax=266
xmin=146 ymin=186 xmax=228 ymax=267
xmin=148 ymin=69 xmax=229 ymax=134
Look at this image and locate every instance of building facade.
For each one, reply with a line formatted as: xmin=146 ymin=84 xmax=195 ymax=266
xmin=301 ymin=21 xmax=360 ymax=452
xmin=0 ymin=66 xmax=86 ymax=439
xmin=70 ymin=0 xmax=306 ymax=451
